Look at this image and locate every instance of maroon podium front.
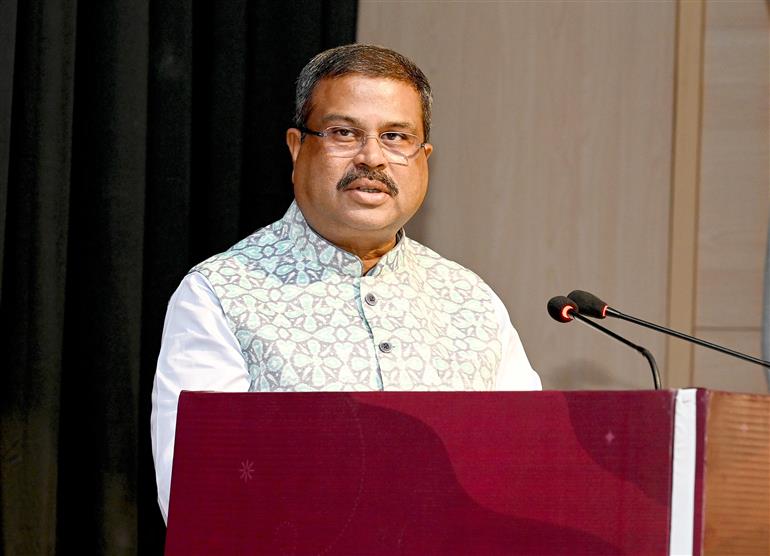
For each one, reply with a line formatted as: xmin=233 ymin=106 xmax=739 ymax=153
xmin=164 ymin=391 xmax=685 ymax=554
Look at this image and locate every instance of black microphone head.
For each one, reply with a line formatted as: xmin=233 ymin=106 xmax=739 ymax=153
xmin=567 ymin=290 xmax=609 ymax=318
xmin=547 ymin=296 xmax=578 ymax=323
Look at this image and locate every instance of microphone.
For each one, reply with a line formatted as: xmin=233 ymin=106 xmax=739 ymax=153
xmin=567 ymin=289 xmax=770 ymax=370
xmin=566 ymin=290 xmax=611 ymax=318
xmin=547 ymin=295 xmax=578 ymax=322
xmin=547 ymin=296 xmax=661 ymax=389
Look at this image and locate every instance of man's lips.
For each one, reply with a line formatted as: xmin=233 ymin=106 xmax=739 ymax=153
xmin=336 ymin=169 xmax=399 ymax=196
xmin=344 ymin=179 xmax=390 ymax=194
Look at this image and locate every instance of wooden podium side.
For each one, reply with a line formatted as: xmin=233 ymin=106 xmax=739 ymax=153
xmin=700 ymin=391 xmax=770 ymax=555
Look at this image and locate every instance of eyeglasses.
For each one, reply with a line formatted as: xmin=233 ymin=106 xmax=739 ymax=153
xmin=298 ymin=125 xmax=427 ymax=166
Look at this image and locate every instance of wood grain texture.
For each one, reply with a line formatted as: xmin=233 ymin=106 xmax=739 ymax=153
xmin=703 ymin=391 xmax=770 ymax=555
xmin=358 ymin=1 xmax=676 ymax=389
xmin=666 ymin=0 xmax=705 ymax=388
xmin=696 ymin=0 xmax=770 ymax=330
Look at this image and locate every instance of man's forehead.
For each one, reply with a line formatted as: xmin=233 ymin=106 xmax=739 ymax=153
xmin=307 ymin=75 xmax=423 ymax=129
xmin=317 ymin=73 xmax=417 ymax=90
xmin=320 ymin=113 xmax=418 ymax=133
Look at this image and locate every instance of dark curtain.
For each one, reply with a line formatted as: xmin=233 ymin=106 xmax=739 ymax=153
xmin=0 ymin=1 xmax=357 ymax=553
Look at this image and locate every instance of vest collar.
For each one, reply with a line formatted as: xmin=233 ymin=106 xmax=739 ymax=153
xmin=280 ymin=200 xmax=407 ymax=278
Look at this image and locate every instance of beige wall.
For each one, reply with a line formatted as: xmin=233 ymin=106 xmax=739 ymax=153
xmin=358 ymin=0 xmax=769 ymax=392
xmin=692 ymin=0 xmax=769 ymax=392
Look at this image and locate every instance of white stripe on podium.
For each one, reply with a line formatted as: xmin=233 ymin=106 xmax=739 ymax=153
xmin=669 ymin=388 xmax=697 ymax=556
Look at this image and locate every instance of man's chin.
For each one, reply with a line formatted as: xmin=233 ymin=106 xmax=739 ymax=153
xmin=335 ymin=208 xmax=406 ymax=236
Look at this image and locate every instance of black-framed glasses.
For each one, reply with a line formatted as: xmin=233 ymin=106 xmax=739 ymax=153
xmin=298 ymin=125 xmax=427 ymax=166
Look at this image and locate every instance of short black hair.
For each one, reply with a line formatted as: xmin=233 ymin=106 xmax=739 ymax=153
xmin=294 ymin=44 xmax=433 ymax=141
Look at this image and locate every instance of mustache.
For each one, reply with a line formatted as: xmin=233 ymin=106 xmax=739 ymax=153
xmin=336 ymin=168 xmax=399 ymax=197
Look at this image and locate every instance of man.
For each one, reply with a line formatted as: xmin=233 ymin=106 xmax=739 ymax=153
xmin=151 ymin=44 xmax=541 ymax=523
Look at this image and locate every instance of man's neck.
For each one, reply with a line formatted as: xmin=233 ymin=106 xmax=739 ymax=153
xmin=337 ymin=237 xmax=397 ymax=274
xmin=296 ymin=207 xmax=399 ymax=275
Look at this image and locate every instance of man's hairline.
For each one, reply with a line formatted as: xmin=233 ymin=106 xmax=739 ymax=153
xmin=299 ymin=74 xmax=428 ymax=139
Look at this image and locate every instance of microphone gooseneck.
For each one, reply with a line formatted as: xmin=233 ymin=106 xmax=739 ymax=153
xmin=568 ymin=289 xmax=770 ymax=370
xmin=547 ymin=296 xmax=661 ymax=389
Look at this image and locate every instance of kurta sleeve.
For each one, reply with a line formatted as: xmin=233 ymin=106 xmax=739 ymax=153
xmin=486 ymin=288 xmax=542 ymax=391
xmin=150 ymin=271 xmax=250 ymax=523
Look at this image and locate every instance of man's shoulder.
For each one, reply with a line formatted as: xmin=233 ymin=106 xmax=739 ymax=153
xmin=190 ymin=221 xmax=282 ymax=275
xmin=404 ymin=237 xmax=493 ymax=290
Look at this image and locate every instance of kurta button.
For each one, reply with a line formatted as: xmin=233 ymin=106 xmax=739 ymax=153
xmin=378 ymin=341 xmax=392 ymax=353
xmin=365 ymin=293 xmax=377 ymax=306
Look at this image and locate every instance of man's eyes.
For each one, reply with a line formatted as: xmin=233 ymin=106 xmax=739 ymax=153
xmin=326 ymin=127 xmax=413 ymax=144
xmin=329 ymin=127 xmax=359 ymax=138
xmin=381 ymin=132 xmax=409 ymax=143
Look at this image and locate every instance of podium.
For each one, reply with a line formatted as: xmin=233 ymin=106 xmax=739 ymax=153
xmin=164 ymin=390 xmax=769 ymax=555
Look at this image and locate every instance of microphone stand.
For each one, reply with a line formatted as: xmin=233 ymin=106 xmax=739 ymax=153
xmin=606 ymin=308 xmax=770 ymax=369
xmin=572 ymin=312 xmax=661 ymax=390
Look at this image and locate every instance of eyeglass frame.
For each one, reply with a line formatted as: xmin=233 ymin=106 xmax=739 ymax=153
xmin=297 ymin=125 xmax=429 ymax=165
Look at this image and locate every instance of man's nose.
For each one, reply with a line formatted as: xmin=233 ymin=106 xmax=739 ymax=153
xmin=354 ymin=135 xmax=388 ymax=167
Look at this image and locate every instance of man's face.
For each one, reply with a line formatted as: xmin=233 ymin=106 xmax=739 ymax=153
xmin=287 ymin=75 xmax=432 ymax=252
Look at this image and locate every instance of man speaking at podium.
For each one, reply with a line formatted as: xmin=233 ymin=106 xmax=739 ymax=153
xmin=151 ymin=44 xmax=541 ymax=522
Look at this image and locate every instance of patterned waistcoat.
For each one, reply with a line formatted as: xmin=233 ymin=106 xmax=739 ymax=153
xmin=193 ymin=202 xmax=502 ymax=392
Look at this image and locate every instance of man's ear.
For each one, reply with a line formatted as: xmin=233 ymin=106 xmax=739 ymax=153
xmin=423 ymin=143 xmax=433 ymax=160
xmin=286 ymin=128 xmax=302 ymax=164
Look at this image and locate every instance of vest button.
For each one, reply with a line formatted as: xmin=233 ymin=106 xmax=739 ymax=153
xmin=378 ymin=341 xmax=392 ymax=353
xmin=365 ymin=293 xmax=377 ymax=306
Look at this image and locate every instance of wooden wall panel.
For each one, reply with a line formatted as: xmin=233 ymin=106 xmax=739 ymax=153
xmin=693 ymin=0 xmax=769 ymax=393
xmin=693 ymin=330 xmax=769 ymax=393
xmin=666 ymin=0 xmax=705 ymax=388
xmin=358 ymin=1 xmax=677 ymax=389
xmin=697 ymin=0 xmax=769 ymax=329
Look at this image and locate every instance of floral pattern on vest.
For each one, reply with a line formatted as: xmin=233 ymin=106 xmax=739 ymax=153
xmin=192 ymin=202 xmax=501 ymax=392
